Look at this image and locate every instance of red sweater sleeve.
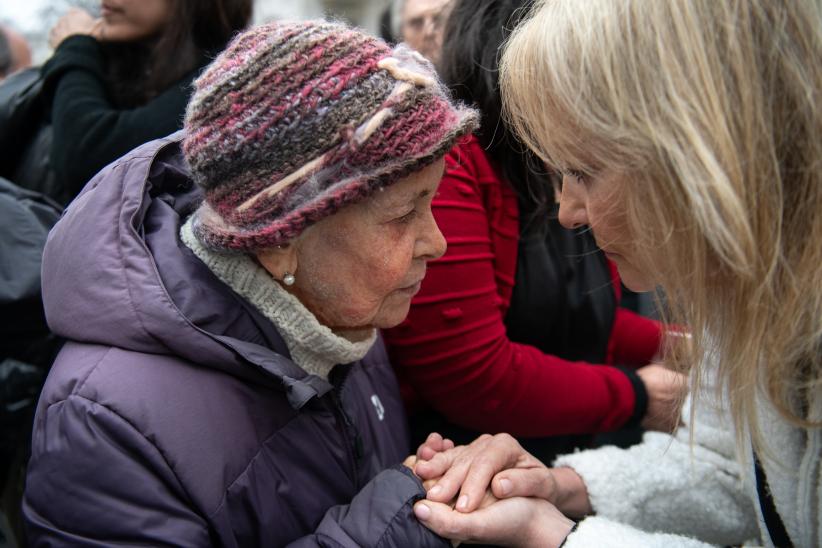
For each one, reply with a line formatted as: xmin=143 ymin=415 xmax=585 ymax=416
xmin=609 ymin=309 xmax=663 ymax=365
xmin=384 ymin=138 xmax=641 ymax=437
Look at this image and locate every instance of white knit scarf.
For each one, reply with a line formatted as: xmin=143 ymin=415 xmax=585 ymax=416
xmin=180 ymin=217 xmax=376 ymax=380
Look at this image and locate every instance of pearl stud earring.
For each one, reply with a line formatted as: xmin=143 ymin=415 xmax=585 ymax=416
xmin=282 ymin=272 xmax=296 ymax=286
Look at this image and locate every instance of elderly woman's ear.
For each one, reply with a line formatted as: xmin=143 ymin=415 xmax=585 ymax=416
xmin=257 ymin=245 xmax=298 ymax=287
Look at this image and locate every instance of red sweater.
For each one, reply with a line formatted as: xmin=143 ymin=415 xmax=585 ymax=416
xmin=383 ymin=137 xmax=662 ymax=437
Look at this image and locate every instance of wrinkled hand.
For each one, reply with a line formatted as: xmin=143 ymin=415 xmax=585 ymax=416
xmin=415 ymin=432 xmax=455 ymax=462
xmin=414 ymin=434 xmax=544 ymax=512
xmin=49 ymin=8 xmax=103 ymax=48
xmin=412 ymin=435 xmax=496 ymax=548
xmin=637 ymin=364 xmax=688 ymax=432
xmin=414 ymin=495 xmax=575 ymax=548
xmin=415 ymin=433 xmax=593 ymax=518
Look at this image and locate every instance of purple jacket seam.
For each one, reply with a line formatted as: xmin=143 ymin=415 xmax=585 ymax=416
xmin=69 ymin=346 xmax=114 ymax=396
xmin=206 ymin=408 xmax=305 ymax=520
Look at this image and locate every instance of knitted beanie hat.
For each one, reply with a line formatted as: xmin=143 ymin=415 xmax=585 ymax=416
xmin=183 ymin=19 xmax=478 ymax=252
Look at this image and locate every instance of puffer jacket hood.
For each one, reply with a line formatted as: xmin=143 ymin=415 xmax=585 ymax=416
xmin=26 ymin=133 xmax=447 ymax=547
xmin=41 ymin=131 xmax=330 ymax=406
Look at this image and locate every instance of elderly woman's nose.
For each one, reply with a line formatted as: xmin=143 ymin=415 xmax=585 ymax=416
xmin=557 ymin=180 xmax=588 ymax=230
xmin=418 ymin=214 xmax=447 ymax=260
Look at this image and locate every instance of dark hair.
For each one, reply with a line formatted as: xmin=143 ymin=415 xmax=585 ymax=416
xmin=378 ymin=5 xmax=396 ymax=44
xmin=105 ymin=0 xmax=253 ymax=107
xmin=438 ymin=0 xmax=553 ymax=221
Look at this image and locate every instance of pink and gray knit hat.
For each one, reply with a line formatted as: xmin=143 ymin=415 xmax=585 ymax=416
xmin=184 ymin=19 xmax=478 ymax=252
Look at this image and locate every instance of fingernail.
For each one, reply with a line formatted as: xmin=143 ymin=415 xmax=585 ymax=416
xmin=456 ymin=495 xmax=468 ymax=510
xmin=414 ymin=503 xmax=431 ymax=520
xmin=428 ymin=484 xmax=442 ymax=497
xmin=498 ymin=478 xmax=512 ymax=495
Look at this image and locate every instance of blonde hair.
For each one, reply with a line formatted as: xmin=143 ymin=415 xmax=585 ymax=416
xmin=500 ymin=0 xmax=822 ymax=456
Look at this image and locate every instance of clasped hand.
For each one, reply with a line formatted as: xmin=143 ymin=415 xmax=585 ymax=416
xmin=405 ymin=433 xmax=591 ymax=547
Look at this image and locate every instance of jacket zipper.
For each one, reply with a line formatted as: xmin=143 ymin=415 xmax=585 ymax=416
xmin=329 ymin=364 xmax=364 ymax=491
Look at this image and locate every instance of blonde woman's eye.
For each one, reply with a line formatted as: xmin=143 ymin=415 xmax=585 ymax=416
xmin=566 ymin=169 xmax=589 ymax=182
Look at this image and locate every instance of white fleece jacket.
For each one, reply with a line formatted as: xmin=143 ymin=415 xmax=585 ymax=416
xmin=556 ymin=359 xmax=821 ymax=547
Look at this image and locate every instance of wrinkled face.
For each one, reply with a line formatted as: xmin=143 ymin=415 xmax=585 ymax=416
xmin=272 ymin=159 xmax=447 ymax=338
xmin=98 ymin=0 xmax=171 ymax=42
xmin=400 ymin=0 xmax=453 ymax=64
xmin=557 ymin=169 xmax=655 ymax=292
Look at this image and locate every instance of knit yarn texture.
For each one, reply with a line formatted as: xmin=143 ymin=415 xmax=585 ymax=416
xmin=184 ymin=19 xmax=478 ymax=252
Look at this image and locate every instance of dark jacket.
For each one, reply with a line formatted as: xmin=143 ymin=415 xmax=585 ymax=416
xmin=0 ymin=179 xmax=63 ymax=546
xmin=23 ymin=133 xmax=447 ymax=547
xmin=0 ymin=178 xmax=62 ymax=368
xmin=36 ymin=35 xmax=205 ymax=204
xmin=0 ymin=68 xmax=58 ymax=203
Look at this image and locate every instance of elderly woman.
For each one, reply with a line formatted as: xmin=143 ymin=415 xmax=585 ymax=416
xmin=23 ymin=20 xmax=476 ymax=546
xmin=410 ymin=1 xmax=821 ymax=547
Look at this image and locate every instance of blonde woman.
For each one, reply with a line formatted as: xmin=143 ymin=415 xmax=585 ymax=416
xmin=407 ymin=1 xmax=822 ymax=546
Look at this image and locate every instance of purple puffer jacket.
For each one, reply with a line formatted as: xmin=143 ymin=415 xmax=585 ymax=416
xmin=23 ymin=133 xmax=448 ymax=548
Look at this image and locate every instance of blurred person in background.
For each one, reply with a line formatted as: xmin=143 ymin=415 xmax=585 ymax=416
xmin=384 ymin=0 xmax=685 ymax=463
xmin=36 ymin=0 xmax=252 ymax=205
xmin=23 ymin=19 xmax=478 ymax=546
xmin=392 ymin=0 xmax=453 ymax=65
xmin=0 ymin=25 xmax=32 ymax=80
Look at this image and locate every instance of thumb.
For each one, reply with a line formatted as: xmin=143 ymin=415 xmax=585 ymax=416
xmin=492 ymin=467 xmax=556 ymax=501
xmin=414 ymin=500 xmax=473 ymax=541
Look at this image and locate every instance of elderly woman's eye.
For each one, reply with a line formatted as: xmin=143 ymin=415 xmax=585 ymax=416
xmin=396 ymin=209 xmax=417 ymax=223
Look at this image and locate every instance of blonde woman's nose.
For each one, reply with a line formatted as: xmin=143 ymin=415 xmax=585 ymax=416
xmin=557 ymin=179 xmax=588 ymax=229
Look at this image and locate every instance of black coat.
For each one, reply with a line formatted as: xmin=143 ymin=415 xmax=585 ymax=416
xmin=0 ymin=68 xmax=58 ymax=202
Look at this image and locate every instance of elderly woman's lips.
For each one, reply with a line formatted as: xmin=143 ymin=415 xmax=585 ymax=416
xmin=396 ymin=281 xmax=422 ymax=295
